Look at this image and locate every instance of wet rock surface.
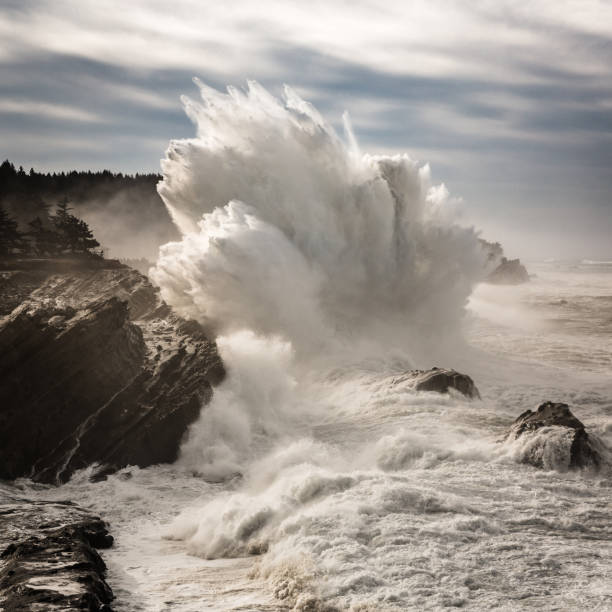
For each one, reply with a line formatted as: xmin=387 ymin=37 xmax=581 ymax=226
xmin=508 ymin=401 xmax=602 ymax=470
xmin=487 ymin=257 xmax=529 ymax=285
xmin=0 ymin=263 xmax=224 ymax=483
xmin=478 ymin=240 xmax=529 ymax=285
xmin=0 ymin=492 xmax=113 ymax=611
xmin=394 ymin=367 xmax=481 ymax=399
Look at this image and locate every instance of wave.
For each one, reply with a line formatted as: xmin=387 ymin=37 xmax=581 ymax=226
xmin=148 ymin=81 xmax=500 ymax=609
xmin=581 ymin=259 xmax=612 ymax=265
xmin=151 ymin=80 xmax=485 ymax=361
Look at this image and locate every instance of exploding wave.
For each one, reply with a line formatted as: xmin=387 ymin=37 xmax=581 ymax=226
xmin=151 ymin=80 xmax=484 ymax=360
xmin=149 ymin=82 xmax=505 ymax=609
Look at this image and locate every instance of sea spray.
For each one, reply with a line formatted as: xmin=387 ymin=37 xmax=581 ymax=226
xmin=150 ymin=81 xmax=510 ymax=609
xmin=151 ymin=80 xmax=484 ymax=358
xmin=26 ymin=260 xmax=611 ymax=609
xmin=178 ymin=331 xmax=309 ymax=480
xmin=150 ymin=78 xmax=488 ymax=477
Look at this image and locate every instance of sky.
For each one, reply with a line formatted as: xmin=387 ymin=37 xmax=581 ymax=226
xmin=1 ymin=0 xmax=611 ymax=259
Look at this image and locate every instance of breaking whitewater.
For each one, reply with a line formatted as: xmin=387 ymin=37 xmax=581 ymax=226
xmin=17 ymin=83 xmax=612 ymax=610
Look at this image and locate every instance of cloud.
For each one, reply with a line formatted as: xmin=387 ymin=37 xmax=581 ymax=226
xmin=0 ymin=0 xmax=610 ymax=257
xmin=0 ymin=99 xmax=103 ymax=122
xmin=2 ymin=1 xmax=612 ymax=81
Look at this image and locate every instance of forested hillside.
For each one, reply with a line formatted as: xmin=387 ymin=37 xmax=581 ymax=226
xmin=0 ymin=161 xmax=178 ymax=259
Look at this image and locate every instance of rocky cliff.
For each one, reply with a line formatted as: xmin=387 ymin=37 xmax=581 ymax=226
xmin=0 ymin=260 xmax=224 ymax=484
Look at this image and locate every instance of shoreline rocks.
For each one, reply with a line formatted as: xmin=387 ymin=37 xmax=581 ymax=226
xmin=0 ymin=496 xmax=114 ymax=611
xmin=507 ymin=401 xmax=602 ymax=470
xmin=478 ymin=239 xmax=529 ymax=284
xmin=486 ymin=257 xmax=529 ymax=285
xmin=0 ymin=262 xmax=224 ymax=484
xmin=393 ymin=367 xmax=481 ymax=399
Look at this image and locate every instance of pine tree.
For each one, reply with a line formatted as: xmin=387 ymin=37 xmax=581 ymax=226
xmin=54 ymin=196 xmax=72 ymax=219
xmin=72 ymin=217 xmax=101 ymax=255
xmin=52 ymin=197 xmax=101 ymax=257
xmin=0 ymin=206 xmax=25 ymax=256
xmin=52 ymin=196 xmax=73 ymax=253
xmin=27 ymin=217 xmax=62 ymax=256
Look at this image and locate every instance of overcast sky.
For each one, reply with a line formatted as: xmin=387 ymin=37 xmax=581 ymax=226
xmin=1 ymin=0 xmax=611 ymax=258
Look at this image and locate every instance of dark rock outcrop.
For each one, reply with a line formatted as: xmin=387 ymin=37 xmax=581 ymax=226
xmin=0 ymin=497 xmax=113 ymax=611
xmin=487 ymin=257 xmax=529 ymax=285
xmin=478 ymin=238 xmax=503 ymax=270
xmin=0 ymin=263 xmax=224 ymax=483
xmin=0 ymin=269 xmax=51 ymax=315
xmin=508 ymin=401 xmax=602 ymax=470
xmin=393 ymin=367 xmax=481 ymax=399
xmin=479 ymin=240 xmax=529 ymax=284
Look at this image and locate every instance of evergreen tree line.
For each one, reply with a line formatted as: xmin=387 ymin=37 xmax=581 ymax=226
xmin=0 ymin=198 xmax=101 ymax=258
xmin=0 ymin=159 xmax=160 ymax=203
xmin=0 ymin=159 xmax=174 ymax=260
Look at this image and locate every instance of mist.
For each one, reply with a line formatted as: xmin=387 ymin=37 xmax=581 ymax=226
xmin=469 ymin=204 xmax=612 ymax=263
xmin=76 ymin=190 xmax=179 ymax=261
xmin=151 ymin=81 xmax=486 ymax=362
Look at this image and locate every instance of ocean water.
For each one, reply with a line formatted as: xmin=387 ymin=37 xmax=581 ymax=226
xmin=13 ymin=84 xmax=612 ymax=611
xmin=18 ymin=260 xmax=609 ymax=612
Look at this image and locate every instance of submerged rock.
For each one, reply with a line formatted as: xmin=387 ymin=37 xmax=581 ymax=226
xmin=0 ymin=496 xmax=113 ymax=611
xmin=0 ymin=263 xmax=224 ymax=483
xmin=508 ymin=401 xmax=602 ymax=470
xmin=394 ymin=367 xmax=481 ymax=399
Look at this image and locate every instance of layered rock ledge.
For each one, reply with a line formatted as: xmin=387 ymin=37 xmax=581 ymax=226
xmin=0 ymin=261 xmax=224 ymax=483
xmin=0 ymin=493 xmax=113 ymax=611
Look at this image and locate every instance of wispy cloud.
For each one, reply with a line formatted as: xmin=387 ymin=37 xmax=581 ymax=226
xmin=0 ymin=0 xmax=610 ymax=256
xmin=0 ymin=98 xmax=103 ymax=122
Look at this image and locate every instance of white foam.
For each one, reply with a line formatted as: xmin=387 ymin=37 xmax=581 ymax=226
xmin=24 ymin=84 xmax=611 ymax=611
xmin=145 ymin=83 xmax=612 ymax=610
xmin=151 ymin=81 xmax=484 ymax=361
